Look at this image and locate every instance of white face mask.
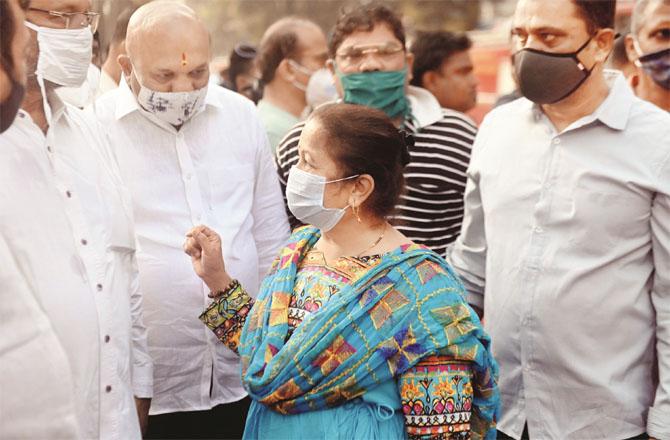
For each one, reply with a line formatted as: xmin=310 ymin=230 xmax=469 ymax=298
xmin=305 ymin=68 xmax=339 ymax=110
xmin=56 ymin=64 xmax=101 ymax=108
xmin=288 ymin=59 xmax=316 ymax=92
xmin=132 ymin=67 xmax=208 ymax=126
xmin=25 ymin=21 xmax=92 ymax=87
xmin=286 ymin=166 xmax=359 ymax=232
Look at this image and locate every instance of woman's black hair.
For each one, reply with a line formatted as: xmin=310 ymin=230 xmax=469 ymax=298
xmin=309 ymin=103 xmax=411 ymax=220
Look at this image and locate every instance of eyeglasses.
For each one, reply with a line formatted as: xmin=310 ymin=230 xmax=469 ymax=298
xmin=27 ymin=7 xmax=100 ymax=33
xmin=335 ymin=42 xmax=404 ymax=68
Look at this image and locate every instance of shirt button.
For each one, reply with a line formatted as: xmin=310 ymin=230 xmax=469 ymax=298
xmin=81 ymin=238 xmax=88 ymax=245
xmin=105 ymin=385 xmax=112 ymax=393
xmin=553 ymin=138 xmax=561 ymax=145
xmin=47 ymin=145 xmax=52 ymax=152
xmin=534 ymin=226 xmax=543 ymax=233
xmin=65 ymin=190 xmax=72 ymax=198
xmin=186 ymin=173 xmax=193 ymax=180
xmin=96 ymin=283 xmax=103 ymax=291
xmin=104 ymin=335 xmax=110 ymax=343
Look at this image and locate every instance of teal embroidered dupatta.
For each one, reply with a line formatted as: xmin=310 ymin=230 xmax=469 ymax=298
xmin=239 ymin=227 xmax=499 ymax=439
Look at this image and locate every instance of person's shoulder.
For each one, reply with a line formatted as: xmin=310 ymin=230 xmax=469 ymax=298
xmin=426 ymin=108 xmax=478 ymax=137
xmin=399 ymin=244 xmax=466 ymax=290
xmin=439 ymin=108 xmax=478 ymax=128
xmin=88 ymin=86 xmax=127 ymax=123
xmin=627 ymin=95 xmax=670 ymax=134
xmin=276 ymin=121 xmax=306 ymax=164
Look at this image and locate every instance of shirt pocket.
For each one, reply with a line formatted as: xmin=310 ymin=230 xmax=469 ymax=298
xmin=558 ymin=180 xmax=652 ymax=253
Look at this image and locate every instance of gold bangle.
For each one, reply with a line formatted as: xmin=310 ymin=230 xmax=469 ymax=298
xmin=210 ymin=279 xmax=239 ymax=298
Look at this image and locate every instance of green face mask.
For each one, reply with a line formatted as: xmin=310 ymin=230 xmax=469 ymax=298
xmin=337 ymin=67 xmax=409 ymax=120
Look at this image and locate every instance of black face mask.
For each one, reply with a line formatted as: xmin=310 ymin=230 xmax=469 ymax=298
xmin=0 ymin=66 xmax=25 ymax=134
xmin=513 ymin=37 xmax=595 ymax=104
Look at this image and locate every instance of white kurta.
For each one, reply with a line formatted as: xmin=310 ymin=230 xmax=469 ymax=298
xmin=92 ymin=82 xmax=290 ymax=415
xmin=0 ymin=88 xmax=152 ymax=439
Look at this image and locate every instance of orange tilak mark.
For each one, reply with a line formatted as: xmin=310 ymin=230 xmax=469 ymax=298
xmin=181 ymin=52 xmax=188 ymax=67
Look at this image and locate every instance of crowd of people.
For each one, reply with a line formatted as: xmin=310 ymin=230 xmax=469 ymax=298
xmin=0 ymin=0 xmax=668 ymax=439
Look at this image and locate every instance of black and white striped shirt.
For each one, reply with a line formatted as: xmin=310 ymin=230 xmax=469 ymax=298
xmin=275 ymin=87 xmax=477 ymax=257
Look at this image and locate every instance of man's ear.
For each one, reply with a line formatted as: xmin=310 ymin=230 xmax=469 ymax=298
xmin=421 ymin=70 xmax=438 ymax=91
xmin=405 ymin=51 xmax=415 ymax=83
xmin=594 ymin=28 xmax=616 ymax=64
xmin=624 ymin=34 xmax=639 ymax=63
xmin=118 ymin=54 xmax=133 ymax=79
xmin=276 ymin=58 xmax=294 ymax=82
xmin=327 ymin=59 xmax=344 ymax=98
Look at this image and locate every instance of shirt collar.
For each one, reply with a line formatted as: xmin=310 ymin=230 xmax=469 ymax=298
xmin=528 ymin=70 xmax=634 ymax=132
xmin=114 ymin=76 xmax=223 ymax=121
xmin=45 ymin=85 xmax=68 ymax=123
xmin=406 ymin=85 xmax=444 ymax=129
xmin=592 ymin=70 xmax=634 ymax=131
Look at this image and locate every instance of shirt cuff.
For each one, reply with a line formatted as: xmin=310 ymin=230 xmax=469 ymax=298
xmin=647 ymin=405 xmax=670 ymax=439
xmin=132 ymin=364 xmax=154 ymax=399
xmin=467 ymin=290 xmax=484 ymax=310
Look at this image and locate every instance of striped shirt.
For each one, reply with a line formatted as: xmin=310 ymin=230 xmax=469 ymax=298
xmin=275 ymin=86 xmax=477 ymax=257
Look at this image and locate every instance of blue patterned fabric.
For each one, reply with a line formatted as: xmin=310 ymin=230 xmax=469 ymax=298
xmin=239 ymin=226 xmax=500 ymax=438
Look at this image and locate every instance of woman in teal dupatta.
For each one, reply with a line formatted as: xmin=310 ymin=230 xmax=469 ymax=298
xmin=186 ymin=104 xmax=499 ymax=439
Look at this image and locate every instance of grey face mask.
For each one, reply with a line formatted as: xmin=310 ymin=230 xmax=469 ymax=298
xmin=513 ymin=37 xmax=594 ymax=104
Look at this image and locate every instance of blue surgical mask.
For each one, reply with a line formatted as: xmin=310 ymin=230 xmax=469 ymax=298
xmin=286 ymin=166 xmax=359 ymax=232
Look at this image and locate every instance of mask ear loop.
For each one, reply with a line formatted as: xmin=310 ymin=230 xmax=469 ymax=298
xmin=24 ymin=21 xmax=53 ymax=124
xmin=37 ymin=74 xmax=53 ymax=125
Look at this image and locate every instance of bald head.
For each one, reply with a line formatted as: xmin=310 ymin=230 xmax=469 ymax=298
xmin=120 ymin=1 xmax=211 ymax=93
xmin=126 ymin=1 xmax=210 ymax=62
xmin=258 ymin=17 xmax=327 ymax=84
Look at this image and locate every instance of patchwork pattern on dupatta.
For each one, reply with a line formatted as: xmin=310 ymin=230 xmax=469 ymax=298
xmin=239 ymin=226 xmax=500 ymax=439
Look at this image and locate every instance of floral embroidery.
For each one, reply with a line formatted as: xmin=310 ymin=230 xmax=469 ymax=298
xmin=400 ymin=357 xmax=473 ymax=439
xmin=199 ymin=281 xmax=253 ymax=353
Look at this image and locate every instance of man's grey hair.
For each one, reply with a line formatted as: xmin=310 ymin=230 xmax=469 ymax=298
xmin=631 ymin=0 xmax=670 ymax=36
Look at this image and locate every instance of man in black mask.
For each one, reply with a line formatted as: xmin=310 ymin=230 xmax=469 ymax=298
xmin=0 ymin=0 xmax=29 ymax=132
xmin=448 ymin=0 xmax=670 ymax=439
xmin=625 ymin=0 xmax=670 ymax=111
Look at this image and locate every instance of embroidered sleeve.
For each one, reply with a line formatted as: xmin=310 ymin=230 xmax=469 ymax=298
xmin=199 ymin=281 xmax=255 ymax=354
xmin=399 ymin=355 xmax=474 ymax=439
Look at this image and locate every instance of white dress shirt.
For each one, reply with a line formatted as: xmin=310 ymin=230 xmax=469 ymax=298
xmin=449 ymin=72 xmax=670 ymax=439
xmin=0 ymin=88 xmax=153 ymax=439
xmin=0 ymin=234 xmax=80 ymax=439
xmin=92 ymin=80 xmax=290 ymax=415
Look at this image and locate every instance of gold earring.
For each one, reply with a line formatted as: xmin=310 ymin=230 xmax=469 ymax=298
xmin=352 ymin=203 xmax=362 ymax=223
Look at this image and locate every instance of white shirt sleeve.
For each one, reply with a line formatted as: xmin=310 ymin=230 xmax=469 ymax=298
xmin=648 ymin=153 xmax=670 ymax=439
xmin=0 ymin=235 xmax=81 ymax=438
xmin=129 ymin=253 xmax=154 ymax=399
xmin=250 ymin=115 xmax=291 ymax=281
xmin=447 ymin=115 xmax=493 ymax=310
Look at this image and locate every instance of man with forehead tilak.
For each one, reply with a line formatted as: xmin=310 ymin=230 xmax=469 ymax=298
xmin=92 ymin=2 xmax=290 ymax=438
xmin=0 ymin=0 xmax=153 ymax=438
